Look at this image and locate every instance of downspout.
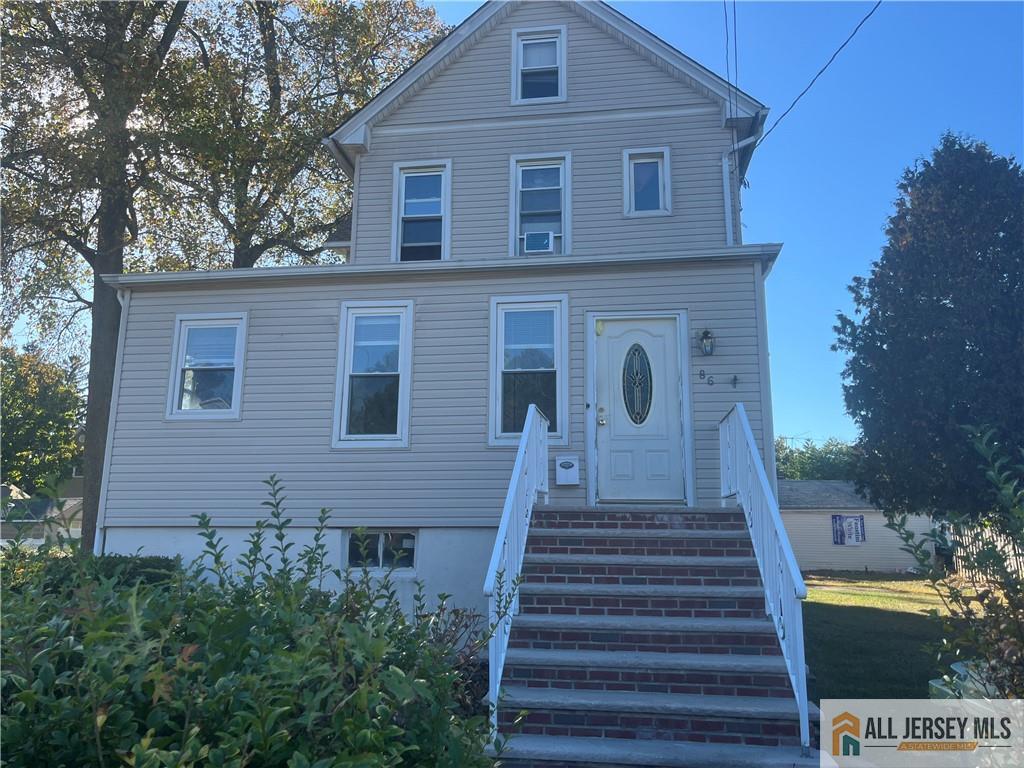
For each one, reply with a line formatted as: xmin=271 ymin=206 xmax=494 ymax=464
xmin=92 ymin=287 xmax=132 ymax=556
xmin=722 ymin=133 xmax=759 ymax=247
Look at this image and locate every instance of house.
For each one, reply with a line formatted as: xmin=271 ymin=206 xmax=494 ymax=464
xmin=779 ymin=479 xmax=933 ymax=572
xmin=96 ymin=1 xmax=817 ymax=763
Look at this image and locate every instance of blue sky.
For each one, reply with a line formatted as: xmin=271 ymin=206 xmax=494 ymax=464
xmin=428 ymin=0 xmax=1024 ymax=443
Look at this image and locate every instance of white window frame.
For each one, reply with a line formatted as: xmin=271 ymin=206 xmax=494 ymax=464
xmin=346 ymin=528 xmax=418 ymax=572
xmin=488 ymin=294 xmax=569 ymax=447
xmin=332 ymin=300 xmax=413 ymax=448
xmin=623 ymin=147 xmax=672 ymax=217
xmin=509 ymin=152 xmax=572 ymax=258
xmin=511 ymin=25 xmax=567 ymax=105
xmin=165 ymin=312 xmax=247 ymax=421
xmin=390 ymin=160 xmax=452 ymax=263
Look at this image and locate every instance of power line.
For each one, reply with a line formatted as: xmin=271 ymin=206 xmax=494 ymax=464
xmin=756 ymin=0 xmax=883 ymax=149
xmin=722 ymin=0 xmax=733 ymax=123
xmin=732 ymin=0 xmax=739 ymax=107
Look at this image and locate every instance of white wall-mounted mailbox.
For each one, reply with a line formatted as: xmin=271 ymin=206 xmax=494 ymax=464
xmin=555 ymin=454 xmax=580 ymax=486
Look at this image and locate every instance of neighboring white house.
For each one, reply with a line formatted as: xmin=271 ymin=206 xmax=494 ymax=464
xmin=779 ymin=479 xmax=933 ymax=572
xmin=96 ymin=0 xmax=778 ymax=614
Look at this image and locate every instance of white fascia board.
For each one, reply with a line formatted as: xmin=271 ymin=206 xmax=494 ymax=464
xmin=101 ymin=243 xmax=783 ymax=289
xmin=328 ymin=0 xmax=508 ymax=148
xmin=328 ymin=0 xmax=767 ymax=158
xmin=580 ymin=1 xmax=765 ymax=119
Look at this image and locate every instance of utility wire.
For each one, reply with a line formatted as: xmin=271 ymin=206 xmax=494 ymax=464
xmin=722 ymin=0 xmax=733 ymax=122
xmin=756 ymin=0 xmax=883 ymax=148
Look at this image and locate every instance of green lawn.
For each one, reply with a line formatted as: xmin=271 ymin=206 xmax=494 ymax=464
xmin=801 ymin=571 xmax=949 ymax=702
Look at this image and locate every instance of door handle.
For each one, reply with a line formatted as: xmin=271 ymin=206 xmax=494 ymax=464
xmin=597 ymin=406 xmax=607 ymax=426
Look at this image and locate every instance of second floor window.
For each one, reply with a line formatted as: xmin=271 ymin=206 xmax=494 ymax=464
xmin=624 ymin=148 xmax=671 ymax=216
xmin=514 ymin=27 xmax=566 ymax=103
xmin=167 ymin=314 xmax=247 ymax=419
xmin=514 ymin=155 xmax=570 ymax=256
xmin=394 ymin=161 xmax=450 ymax=261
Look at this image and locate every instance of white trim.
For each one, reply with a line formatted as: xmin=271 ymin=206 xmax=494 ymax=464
xmin=94 ymin=287 xmax=132 ymax=555
xmin=344 ymin=528 xmax=418 ymax=572
xmin=332 ymin=300 xmax=413 ymax=448
xmin=164 ymin=312 xmax=248 ymax=421
xmin=102 ymin=243 xmax=783 ymax=288
xmin=623 ymin=146 xmax=672 ymax=217
xmin=754 ymin=261 xmax=779 ymax=498
xmin=509 ymin=152 xmax=572 ymax=258
xmin=374 ymin=105 xmax=719 ymax=137
xmin=390 ymin=159 xmax=452 ymax=263
xmin=349 ymin=153 xmax=361 ymax=261
xmin=489 ymin=294 xmax=569 ymax=447
xmin=511 ymin=24 xmax=567 ymax=105
xmin=584 ymin=310 xmax=695 ymax=507
xmin=326 ymin=1 xmax=763 ymax=153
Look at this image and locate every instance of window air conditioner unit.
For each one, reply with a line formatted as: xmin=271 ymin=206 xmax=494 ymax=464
xmin=523 ymin=231 xmax=554 ymax=254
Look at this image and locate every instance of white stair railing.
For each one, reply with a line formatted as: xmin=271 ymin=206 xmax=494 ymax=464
xmin=720 ymin=403 xmax=810 ymax=754
xmin=483 ymin=404 xmax=550 ymax=728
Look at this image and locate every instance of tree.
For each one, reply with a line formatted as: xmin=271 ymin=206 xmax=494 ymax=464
xmin=775 ymin=437 xmax=857 ymax=481
xmin=2 ymin=2 xmax=189 ymax=550
xmin=834 ymin=134 xmax=1024 ymax=518
xmin=1 ymin=346 xmax=85 ymax=494
xmin=150 ymin=0 xmax=443 ymax=268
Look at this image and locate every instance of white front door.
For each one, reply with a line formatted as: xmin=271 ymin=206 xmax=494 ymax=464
xmin=594 ymin=317 xmax=686 ymax=502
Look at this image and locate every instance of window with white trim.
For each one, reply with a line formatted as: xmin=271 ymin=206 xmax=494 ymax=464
xmin=334 ymin=302 xmax=412 ymax=447
xmin=514 ymin=157 xmax=568 ymax=256
xmin=624 ymin=148 xmax=671 ymax=216
xmin=513 ymin=27 xmax=566 ymax=103
xmin=490 ymin=296 xmax=568 ymax=444
xmin=348 ymin=529 xmax=416 ymax=569
xmin=393 ymin=161 xmax=450 ymax=262
xmin=167 ymin=314 xmax=246 ymax=419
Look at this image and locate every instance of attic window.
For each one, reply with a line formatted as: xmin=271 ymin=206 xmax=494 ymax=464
xmin=513 ymin=27 xmax=566 ymax=104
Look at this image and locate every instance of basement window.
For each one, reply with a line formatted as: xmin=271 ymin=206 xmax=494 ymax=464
xmin=348 ymin=530 xmax=417 ymax=569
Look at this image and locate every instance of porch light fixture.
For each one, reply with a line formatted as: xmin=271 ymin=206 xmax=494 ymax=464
xmin=698 ymin=329 xmax=715 ymax=356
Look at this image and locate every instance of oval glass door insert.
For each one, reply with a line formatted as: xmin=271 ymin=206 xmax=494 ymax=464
xmin=622 ymin=343 xmax=653 ymax=425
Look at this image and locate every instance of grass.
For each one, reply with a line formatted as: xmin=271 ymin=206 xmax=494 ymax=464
xmin=801 ymin=571 xmax=950 ymax=702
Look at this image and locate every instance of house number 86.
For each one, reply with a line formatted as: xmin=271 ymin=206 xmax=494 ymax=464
xmin=699 ymin=369 xmax=715 ymax=386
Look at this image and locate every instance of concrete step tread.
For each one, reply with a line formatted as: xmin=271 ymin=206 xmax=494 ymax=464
xmin=494 ymin=734 xmax=818 ymax=768
xmin=528 ymin=527 xmax=751 ymax=539
xmin=535 ymin=505 xmax=741 ymax=514
xmin=502 ymin=685 xmax=819 ymax=721
xmin=520 ymin=582 xmax=765 ymax=598
xmin=524 ymin=554 xmax=759 ymax=567
xmin=514 ymin=612 xmax=776 ymax=634
xmin=504 ymin=648 xmax=789 ymax=674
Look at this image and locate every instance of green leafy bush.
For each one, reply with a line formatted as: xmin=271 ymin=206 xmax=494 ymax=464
xmin=889 ymin=429 xmax=1024 ymax=698
xmin=1 ymin=476 xmax=499 ymax=767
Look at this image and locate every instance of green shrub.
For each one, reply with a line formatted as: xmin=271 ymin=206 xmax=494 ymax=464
xmin=1 ymin=476 xmax=500 ymax=767
xmin=889 ymin=429 xmax=1024 ymax=698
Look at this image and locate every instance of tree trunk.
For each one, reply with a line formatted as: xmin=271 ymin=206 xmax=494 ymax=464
xmin=80 ymin=190 xmax=127 ymax=554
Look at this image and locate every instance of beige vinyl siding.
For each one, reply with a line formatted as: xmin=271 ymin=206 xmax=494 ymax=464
xmin=103 ymin=259 xmax=766 ymax=528
xmin=380 ymin=2 xmax=716 ymax=124
xmin=351 ymin=1 xmax=737 ymax=263
xmin=782 ymin=509 xmax=933 ymax=572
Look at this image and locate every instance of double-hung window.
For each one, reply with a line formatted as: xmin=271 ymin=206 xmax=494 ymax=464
xmin=393 ymin=161 xmax=451 ymax=262
xmin=334 ymin=301 xmax=413 ymax=447
xmin=490 ymin=295 xmax=568 ymax=445
xmin=166 ymin=313 xmax=247 ymax=419
xmin=623 ymin=148 xmax=671 ymax=216
xmin=513 ymin=27 xmax=566 ymax=103
xmin=512 ymin=154 xmax=570 ymax=256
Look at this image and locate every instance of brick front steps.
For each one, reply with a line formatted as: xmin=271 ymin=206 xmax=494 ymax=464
xmin=495 ymin=504 xmax=819 ymax=766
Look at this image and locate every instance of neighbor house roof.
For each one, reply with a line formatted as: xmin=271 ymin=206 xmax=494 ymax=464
xmin=323 ymin=0 xmax=768 ymax=176
xmin=778 ymin=480 xmax=875 ymax=511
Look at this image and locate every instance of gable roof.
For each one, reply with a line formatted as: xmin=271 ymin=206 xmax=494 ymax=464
xmin=323 ymin=0 xmax=767 ymax=175
xmin=778 ymin=480 xmax=875 ymax=511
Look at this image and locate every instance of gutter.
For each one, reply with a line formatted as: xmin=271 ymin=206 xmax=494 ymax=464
xmin=722 ymin=110 xmax=768 ymax=247
xmin=101 ymin=243 xmax=783 ymax=289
